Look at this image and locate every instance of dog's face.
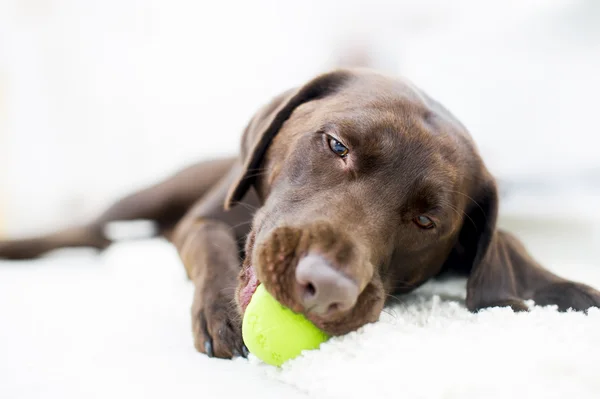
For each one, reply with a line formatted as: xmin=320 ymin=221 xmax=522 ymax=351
xmin=231 ymin=70 xmax=490 ymax=335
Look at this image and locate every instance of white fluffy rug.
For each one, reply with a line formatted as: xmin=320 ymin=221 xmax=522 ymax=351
xmin=1 ymin=239 xmax=599 ymax=399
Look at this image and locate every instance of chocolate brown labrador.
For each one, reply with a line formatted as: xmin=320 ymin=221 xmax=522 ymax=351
xmin=2 ymin=68 xmax=599 ymax=358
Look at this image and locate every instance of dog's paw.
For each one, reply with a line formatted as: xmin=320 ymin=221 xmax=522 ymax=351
xmin=469 ymin=298 xmax=530 ymax=313
xmin=191 ymin=288 xmax=246 ymax=359
xmin=533 ymin=282 xmax=600 ymax=312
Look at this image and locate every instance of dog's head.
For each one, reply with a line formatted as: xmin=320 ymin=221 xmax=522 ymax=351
xmin=230 ymin=69 xmax=499 ymax=335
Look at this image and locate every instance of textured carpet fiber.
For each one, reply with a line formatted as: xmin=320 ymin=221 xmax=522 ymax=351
xmin=1 ymin=239 xmax=599 ymax=399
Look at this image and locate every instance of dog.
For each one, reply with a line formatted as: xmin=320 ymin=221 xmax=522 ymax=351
xmin=2 ymin=68 xmax=599 ymax=359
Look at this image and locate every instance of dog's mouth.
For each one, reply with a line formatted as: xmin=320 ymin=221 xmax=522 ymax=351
xmin=238 ymin=264 xmax=260 ymax=313
xmin=235 ymin=224 xmax=386 ymax=337
xmin=234 ymin=220 xmax=391 ymax=339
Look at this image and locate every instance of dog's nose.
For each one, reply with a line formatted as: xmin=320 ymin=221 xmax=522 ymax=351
xmin=295 ymin=254 xmax=359 ymax=316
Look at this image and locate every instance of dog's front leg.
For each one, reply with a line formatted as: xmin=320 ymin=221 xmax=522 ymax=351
xmin=175 ymin=218 xmax=245 ymax=358
xmin=172 ymin=167 xmax=254 ymax=359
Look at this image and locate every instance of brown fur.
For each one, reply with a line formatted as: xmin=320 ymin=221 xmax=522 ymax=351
xmin=2 ymin=68 xmax=599 ymax=359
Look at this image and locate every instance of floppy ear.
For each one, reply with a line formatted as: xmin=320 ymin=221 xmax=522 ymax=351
xmin=454 ymin=169 xmax=600 ymax=312
xmin=224 ymin=70 xmax=352 ymax=209
xmin=455 ymin=172 xmax=530 ymax=311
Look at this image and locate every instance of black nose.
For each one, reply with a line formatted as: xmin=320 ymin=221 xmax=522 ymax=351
xmin=295 ymin=254 xmax=359 ymax=316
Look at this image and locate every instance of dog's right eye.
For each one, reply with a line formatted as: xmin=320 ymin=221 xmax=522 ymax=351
xmin=414 ymin=215 xmax=435 ymax=229
xmin=328 ymin=137 xmax=349 ymax=158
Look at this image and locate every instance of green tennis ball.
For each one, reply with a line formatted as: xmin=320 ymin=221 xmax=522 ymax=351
xmin=242 ymin=284 xmax=329 ymax=366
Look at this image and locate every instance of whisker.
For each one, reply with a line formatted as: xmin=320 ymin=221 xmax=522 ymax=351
xmin=240 ymin=169 xmax=269 ymax=180
xmin=226 ymin=219 xmax=253 ymax=232
xmin=439 ymin=199 xmax=476 ymax=230
xmin=446 ymin=189 xmax=483 ymax=212
xmin=234 ymin=201 xmax=260 ymax=213
xmin=446 ymin=189 xmax=489 ymax=226
xmin=389 ymin=282 xmax=419 ymax=290
xmin=385 ymin=292 xmax=407 ymax=301
xmin=378 ymin=270 xmax=422 ymax=291
xmin=215 ymin=282 xmax=240 ymax=296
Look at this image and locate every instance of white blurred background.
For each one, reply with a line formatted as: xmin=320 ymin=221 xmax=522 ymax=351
xmin=1 ymin=0 xmax=599 ymax=266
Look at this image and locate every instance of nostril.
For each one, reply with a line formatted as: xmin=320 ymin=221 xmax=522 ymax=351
xmin=327 ymin=302 xmax=340 ymax=314
xmin=305 ymin=282 xmax=316 ymax=298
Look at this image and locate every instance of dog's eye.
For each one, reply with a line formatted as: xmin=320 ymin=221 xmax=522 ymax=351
xmin=414 ymin=215 xmax=435 ymax=229
xmin=328 ymin=137 xmax=349 ymax=157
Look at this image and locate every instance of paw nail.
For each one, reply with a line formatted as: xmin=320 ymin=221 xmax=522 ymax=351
xmin=205 ymin=341 xmax=214 ymax=358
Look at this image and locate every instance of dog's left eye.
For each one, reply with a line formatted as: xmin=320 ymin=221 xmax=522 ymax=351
xmin=328 ymin=137 xmax=349 ymax=157
xmin=414 ymin=215 xmax=435 ymax=229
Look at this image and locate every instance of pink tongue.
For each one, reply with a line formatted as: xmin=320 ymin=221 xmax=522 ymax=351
xmin=239 ymin=266 xmax=259 ymax=312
